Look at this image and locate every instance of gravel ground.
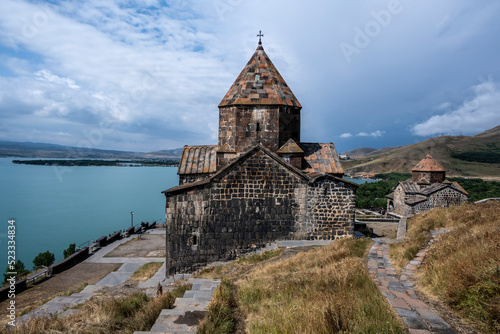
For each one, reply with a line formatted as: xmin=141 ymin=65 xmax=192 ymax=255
xmin=366 ymin=222 xmax=398 ymax=239
xmin=104 ymin=234 xmax=166 ymax=258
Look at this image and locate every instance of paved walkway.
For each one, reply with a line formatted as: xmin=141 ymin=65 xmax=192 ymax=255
xmin=17 ymin=231 xmax=167 ymax=324
xmin=368 ymin=238 xmax=456 ymax=334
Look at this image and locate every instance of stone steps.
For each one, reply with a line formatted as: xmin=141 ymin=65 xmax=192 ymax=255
xmin=16 ymin=292 xmax=93 ymax=323
xmin=134 ymin=277 xmax=220 ymax=334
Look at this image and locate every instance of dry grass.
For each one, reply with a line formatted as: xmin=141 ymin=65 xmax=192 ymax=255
xmin=199 ymin=238 xmax=405 ymax=333
xmin=195 ymin=248 xmax=284 ymax=280
xmin=389 ymin=207 xmax=456 ymax=269
xmin=390 ymin=201 xmax=500 ymax=332
xmin=198 ymin=279 xmax=236 ymax=334
xmin=8 ymin=291 xmax=175 ymax=334
xmin=7 ymin=281 xmax=194 ymax=334
xmin=127 ymin=262 xmax=163 ymax=282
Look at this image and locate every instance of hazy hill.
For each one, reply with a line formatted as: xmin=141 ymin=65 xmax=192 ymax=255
xmin=342 ymin=126 xmax=500 ymax=180
xmin=141 ymin=148 xmax=184 ymax=159
xmin=342 ymin=146 xmax=400 ymax=157
xmin=0 ymin=140 xmax=182 ymax=160
xmin=342 ymin=147 xmax=377 ymax=157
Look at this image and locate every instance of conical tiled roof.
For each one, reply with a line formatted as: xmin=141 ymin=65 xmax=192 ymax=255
xmin=218 ymin=44 xmax=301 ymax=108
xmin=412 ymin=153 xmax=446 ymax=172
xmin=277 ymin=139 xmax=304 ymax=154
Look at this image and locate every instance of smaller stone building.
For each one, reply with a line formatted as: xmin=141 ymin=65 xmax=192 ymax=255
xmin=387 ymin=153 xmax=469 ymax=215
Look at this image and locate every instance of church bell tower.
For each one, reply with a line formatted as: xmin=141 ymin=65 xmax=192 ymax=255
xmin=217 ymin=32 xmax=302 ymax=168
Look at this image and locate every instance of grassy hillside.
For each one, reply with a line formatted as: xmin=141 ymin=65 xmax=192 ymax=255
xmin=389 ymin=202 xmax=500 ymax=333
xmin=197 ymin=239 xmax=405 ymax=333
xmin=343 ymin=126 xmax=500 ymax=180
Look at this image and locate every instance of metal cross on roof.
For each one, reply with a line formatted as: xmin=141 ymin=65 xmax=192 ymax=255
xmin=257 ymin=30 xmax=264 ymax=45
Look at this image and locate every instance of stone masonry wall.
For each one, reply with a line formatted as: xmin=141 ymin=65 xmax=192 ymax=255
xmin=306 ymin=179 xmax=356 ymax=240
xmin=219 ymin=106 xmax=280 ymax=153
xmin=393 ymin=185 xmax=410 ymax=216
xmin=218 ymin=106 xmax=301 ymax=154
xmin=179 ymin=173 xmax=214 ymax=185
xmin=411 ymin=188 xmax=468 ymax=214
xmin=165 ymin=151 xmax=356 ymax=274
xmin=278 ymin=106 xmax=301 ymax=149
xmin=165 ymin=185 xmax=211 ymax=275
xmin=166 ymin=151 xmax=307 ymax=274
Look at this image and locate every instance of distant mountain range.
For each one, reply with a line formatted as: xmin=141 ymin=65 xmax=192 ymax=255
xmin=0 ymin=140 xmax=183 ymax=160
xmin=341 ymin=125 xmax=500 ymax=181
xmin=2 ymin=125 xmax=499 ymax=180
xmin=341 ymin=146 xmax=401 ymax=158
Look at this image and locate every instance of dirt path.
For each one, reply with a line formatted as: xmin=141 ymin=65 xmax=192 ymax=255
xmin=0 ymin=262 xmax=120 ymax=326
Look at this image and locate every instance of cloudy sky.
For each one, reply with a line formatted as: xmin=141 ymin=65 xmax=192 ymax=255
xmin=0 ymin=0 xmax=499 ymax=153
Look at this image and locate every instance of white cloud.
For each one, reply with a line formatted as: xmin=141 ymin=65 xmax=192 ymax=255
xmin=436 ymin=102 xmax=451 ymax=110
xmin=357 ymin=130 xmax=384 ymax=137
xmin=0 ymin=0 xmax=499 ymax=153
xmin=412 ymin=80 xmax=500 ymax=136
xmin=0 ymin=0 xmax=228 ymax=150
xmin=34 ymin=69 xmax=79 ymax=89
xmin=339 ymin=131 xmax=385 ymax=138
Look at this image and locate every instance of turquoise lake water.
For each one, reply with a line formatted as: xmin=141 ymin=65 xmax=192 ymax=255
xmin=0 ymin=158 xmax=179 ymax=270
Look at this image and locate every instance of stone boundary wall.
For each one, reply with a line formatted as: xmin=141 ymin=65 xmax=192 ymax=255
xmin=0 ymin=279 xmax=27 ymax=303
xmin=50 ymin=247 xmax=90 ymax=275
xmin=474 ymin=198 xmax=500 ymax=204
xmin=397 ymin=215 xmax=412 ymax=240
xmin=0 ymin=224 xmax=158 ymax=303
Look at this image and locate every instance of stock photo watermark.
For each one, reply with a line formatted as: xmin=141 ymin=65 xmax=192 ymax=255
xmin=213 ymin=0 xmax=244 ymax=20
xmin=6 ymin=219 xmax=17 ymax=327
xmin=339 ymin=0 xmax=412 ymax=64
xmin=6 ymin=5 xmax=53 ymax=51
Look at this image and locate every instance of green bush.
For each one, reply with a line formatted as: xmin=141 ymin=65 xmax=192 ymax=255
xmin=448 ymin=177 xmax=500 ymax=202
xmin=63 ymin=243 xmax=76 ymax=259
xmin=451 ymin=151 xmax=500 ymax=163
xmin=33 ymin=251 xmax=55 ymax=267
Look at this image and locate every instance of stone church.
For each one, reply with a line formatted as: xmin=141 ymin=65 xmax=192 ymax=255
xmin=162 ymin=37 xmax=357 ymax=274
xmin=386 ymin=153 xmax=469 ymax=216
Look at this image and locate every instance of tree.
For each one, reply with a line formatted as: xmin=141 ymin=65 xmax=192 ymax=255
xmin=63 ymin=243 xmax=76 ymax=259
xmin=3 ymin=260 xmax=28 ymax=284
xmin=33 ymin=251 xmax=55 ymax=267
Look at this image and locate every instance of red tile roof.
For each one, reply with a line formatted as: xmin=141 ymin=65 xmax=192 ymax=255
xmin=177 ymin=145 xmax=217 ymax=175
xmin=218 ymin=44 xmax=302 ymax=108
xmin=301 ymin=143 xmax=344 ymax=176
xmin=412 ymin=153 xmax=446 ymax=172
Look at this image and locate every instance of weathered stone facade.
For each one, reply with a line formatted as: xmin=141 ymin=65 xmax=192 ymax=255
xmin=218 ymin=105 xmax=300 ymax=154
xmin=165 ymin=146 xmax=356 ymax=274
xmin=387 ymin=153 xmax=469 ymax=215
xmin=163 ymin=39 xmax=357 ymax=274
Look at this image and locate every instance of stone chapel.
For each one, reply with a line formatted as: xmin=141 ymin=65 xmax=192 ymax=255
xmin=162 ymin=37 xmax=357 ymax=274
xmin=386 ymin=153 xmax=469 ymax=216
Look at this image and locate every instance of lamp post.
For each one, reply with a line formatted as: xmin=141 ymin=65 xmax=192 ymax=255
xmin=130 ymin=211 xmax=134 ymax=228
